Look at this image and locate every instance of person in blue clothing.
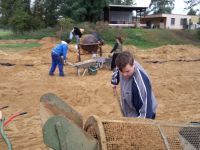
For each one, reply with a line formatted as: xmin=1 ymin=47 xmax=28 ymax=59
xmin=49 ymin=39 xmax=71 ymax=76
xmin=111 ymin=51 xmax=157 ymax=119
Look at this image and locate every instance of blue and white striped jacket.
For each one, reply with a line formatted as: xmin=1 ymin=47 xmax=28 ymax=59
xmin=111 ymin=61 xmax=157 ymax=119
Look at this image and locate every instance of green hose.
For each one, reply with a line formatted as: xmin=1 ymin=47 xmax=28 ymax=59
xmin=0 ymin=117 xmax=12 ymax=150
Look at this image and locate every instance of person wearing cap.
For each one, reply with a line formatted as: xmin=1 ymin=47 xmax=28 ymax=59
xmin=69 ymin=27 xmax=84 ymax=51
xmin=49 ymin=39 xmax=71 ymax=76
xmin=110 ymin=36 xmax=123 ymax=70
xmin=111 ymin=51 xmax=157 ymax=119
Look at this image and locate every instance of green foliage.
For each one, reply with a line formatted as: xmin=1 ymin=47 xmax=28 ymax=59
xmin=148 ymin=0 xmax=175 ymax=14
xmin=32 ymin=0 xmax=45 ymax=25
xmin=184 ymin=0 xmax=200 ymax=12
xmin=0 ymin=0 xmax=121 ymax=32
xmin=0 ymin=22 xmax=200 ymax=49
xmin=31 ymin=16 xmax=45 ymax=29
xmin=109 ymin=0 xmax=135 ymax=5
xmin=187 ymin=8 xmax=197 ymax=15
xmin=58 ymin=17 xmax=74 ymax=31
xmin=0 ymin=0 xmax=16 ymax=26
xmin=0 ymin=28 xmax=56 ymax=40
xmin=59 ymin=0 xmax=86 ymax=22
xmin=43 ymin=0 xmax=60 ymax=27
xmin=0 ymin=43 xmax=41 ymax=49
xmin=8 ymin=10 xmax=33 ymax=33
xmin=0 ymin=29 xmax=13 ymax=36
xmin=59 ymin=0 xmax=108 ymax=22
xmin=101 ymin=28 xmax=200 ymax=49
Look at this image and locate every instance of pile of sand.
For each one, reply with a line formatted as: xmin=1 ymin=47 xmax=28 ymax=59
xmin=0 ymin=37 xmax=200 ymax=149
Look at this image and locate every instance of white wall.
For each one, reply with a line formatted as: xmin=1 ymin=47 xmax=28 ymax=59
xmin=164 ymin=14 xmax=191 ymax=29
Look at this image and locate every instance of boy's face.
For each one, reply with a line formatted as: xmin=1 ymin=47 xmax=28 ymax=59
xmin=120 ymin=64 xmax=135 ymax=80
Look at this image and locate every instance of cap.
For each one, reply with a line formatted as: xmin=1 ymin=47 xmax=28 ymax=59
xmin=80 ymin=28 xmax=85 ymax=33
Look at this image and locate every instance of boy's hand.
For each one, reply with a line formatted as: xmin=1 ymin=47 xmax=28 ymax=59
xmin=111 ymin=84 xmax=117 ymax=89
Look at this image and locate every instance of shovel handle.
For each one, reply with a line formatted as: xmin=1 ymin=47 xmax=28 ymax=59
xmin=113 ymin=88 xmax=124 ymax=116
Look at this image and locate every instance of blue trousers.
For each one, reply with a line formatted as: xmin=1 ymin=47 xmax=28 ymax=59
xmin=49 ymin=53 xmax=64 ymax=76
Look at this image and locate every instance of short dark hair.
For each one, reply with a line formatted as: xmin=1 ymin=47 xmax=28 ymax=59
xmin=65 ymin=38 xmax=71 ymax=43
xmin=115 ymin=51 xmax=134 ymax=71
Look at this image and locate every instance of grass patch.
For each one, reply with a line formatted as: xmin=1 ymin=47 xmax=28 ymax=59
xmin=0 ymin=26 xmax=200 ymax=49
xmin=0 ymin=29 xmax=13 ymax=37
xmin=100 ymin=28 xmax=200 ymax=49
xmin=0 ymin=28 xmax=57 ymax=40
xmin=0 ymin=43 xmax=41 ymax=52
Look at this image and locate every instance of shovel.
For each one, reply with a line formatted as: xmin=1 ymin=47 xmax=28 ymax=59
xmin=113 ymin=88 xmax=124 ymax=116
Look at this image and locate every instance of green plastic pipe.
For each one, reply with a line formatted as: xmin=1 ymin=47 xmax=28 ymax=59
xmin=0 ymin=117 xmax=12 ymax=150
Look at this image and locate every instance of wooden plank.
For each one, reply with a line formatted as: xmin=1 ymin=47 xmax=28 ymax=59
xmin=73 ymin=59 xmax=97 ymax=68
xmin=40 ymin=93 xmax=83 ymax=128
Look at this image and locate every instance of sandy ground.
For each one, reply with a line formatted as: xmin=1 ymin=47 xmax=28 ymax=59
xmin=0 ymin=37 xmax=200 ymax=149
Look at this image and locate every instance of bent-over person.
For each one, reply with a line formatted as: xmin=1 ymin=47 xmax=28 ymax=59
xmin=111 ymin=51 xmax=157 ymax=119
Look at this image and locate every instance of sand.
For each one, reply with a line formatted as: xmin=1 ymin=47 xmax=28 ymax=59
xmin=0 ymin=37 xmax=200 ymax=149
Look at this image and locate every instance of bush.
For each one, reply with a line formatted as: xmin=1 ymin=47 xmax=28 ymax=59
xmin=58 ymin=17 xmax=74 ymax=32
xmin=8 ymin=10 xmax=33 ymax=34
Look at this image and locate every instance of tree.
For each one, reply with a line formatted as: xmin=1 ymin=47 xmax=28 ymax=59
xmin=184 ymin=0 xmax=200 ymax=13
xmin=8 ymin=10 xmax=33 ymax=33
xmin=4 ymin=0 xmax=33 ymax=33
xmin=148 ymin=0 xmax=175 ymax=14
xmin=60 ymin=0 xmax=108 ymax=22
xmin=32 ymin=0 xmax=44 ymax=17
xmin=0 ymin=0 xmax=16 ymax=27
xmin=109 ymin=0 xmax=122 ymax=5
xmin=59 ymin=0 xmax=86 ymax=22
xmin=123 ymin=0 xmax=135 ymax=5
xmin=31 ymin=0 xmax=45 ymax=28
xmin=187 ymin=8 xmax=197 ymax=15
xmin=109 ymin=0 xmax=135 ymax=5
xmin=84 ymin=0 xmax=108 ymax=22
xmin=43 ymin=0 xmax=61 ymax=27
xmin=184 ymin=0 xmax=200 ymax=9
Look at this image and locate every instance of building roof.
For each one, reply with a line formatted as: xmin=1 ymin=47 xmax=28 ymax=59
xmin=143 ymin=13 xmax=197 ymax=19
xmin=107 ymin=4 xmax=147 ymax=11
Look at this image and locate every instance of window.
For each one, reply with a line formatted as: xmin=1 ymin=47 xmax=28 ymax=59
xmin=171 ymin=18 xmax=175 ymax=25
xmin=180 ymin=18 xmax=187 ymax=25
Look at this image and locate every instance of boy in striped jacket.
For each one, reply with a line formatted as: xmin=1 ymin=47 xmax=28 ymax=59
xmin=111 ymin=51 xmax=157 ymax=119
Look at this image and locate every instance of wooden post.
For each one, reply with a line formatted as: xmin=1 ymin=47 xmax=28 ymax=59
xmin=78 ymin=44 xmax=81 ymax=62
xmin=99 ymin=45 xmax=102 ymax=57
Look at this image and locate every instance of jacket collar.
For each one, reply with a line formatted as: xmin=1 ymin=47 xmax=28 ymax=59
xmin=61 ymin=41 xmax=67 ymax=45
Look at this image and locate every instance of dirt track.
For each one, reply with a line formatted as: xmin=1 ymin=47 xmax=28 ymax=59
xmin=0 ymin=37 xmax=200 ymax=149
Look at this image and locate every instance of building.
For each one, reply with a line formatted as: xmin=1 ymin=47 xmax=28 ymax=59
xmin=103 ymin=5 xmax=147 ymax=27
xmin=141 ymin=14 xmax=199 ymax=29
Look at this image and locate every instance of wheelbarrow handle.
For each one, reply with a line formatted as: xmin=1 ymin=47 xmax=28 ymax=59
xmin=113 ymin=88 xmax=124 ymax=116
xmin=4 ymin=112 xmax=27 ymax=127
xmin=0 ymin=106 xmax=9 ymax=110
